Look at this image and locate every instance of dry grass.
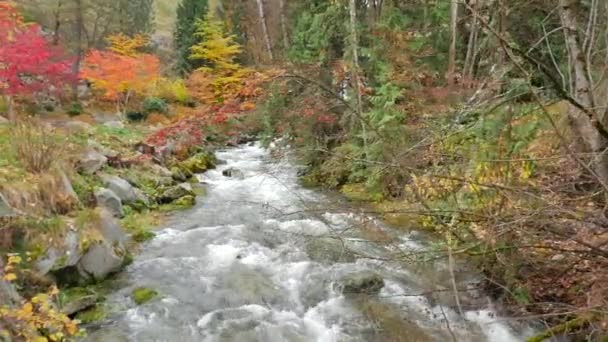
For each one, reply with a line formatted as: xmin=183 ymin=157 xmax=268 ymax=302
xmin=10 ymin=120 xmax=67 ymax=174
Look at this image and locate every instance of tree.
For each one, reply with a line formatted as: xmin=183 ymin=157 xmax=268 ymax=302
xmin=447 ymin=0 xmax=458 ymax=85
xmin=81 ymin=34 xmax=160 ymax=113
xmin=189 ymin=15 xmax=248 ymax=102
xmin=255 ymin=0 xmax=274 ymax=62
xmin=0 ymin=2 xmax=73 ymax=121
xmin=174 ymin=0 xmax=209 ymax=74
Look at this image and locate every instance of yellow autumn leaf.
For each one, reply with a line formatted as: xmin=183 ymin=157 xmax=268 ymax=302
xmin=3 ymin=273 xmax=17 ymax=281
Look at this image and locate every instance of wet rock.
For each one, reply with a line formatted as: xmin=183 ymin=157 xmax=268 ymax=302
xmin=101 ymin=174 xmax=149 ymax=205
xmin=64 ymin=121 xmax=93 ymax=134
xmin=0 ymin=193 xmax=15 ymax=217
xmin=78 ymin=149 xmax=108 ymax=174
xmin=84 ymin=329 xmax=129 ymax=342
xmin=305 ymin=237 xmax=356 ymax=264
xmin=222 ymin=167 xmax=245 ymax=179
xmin=78 ymin=242 xmax=125 ymax=281
xmin=237 ymin=134 xmax=256 ymax=145
xmin=60 ymin=287 xmax=100 ymax=315
xmin=95 ymin=188 xmax=124 ymax=218
xmin=337 ymin=271 xmax=384 ymax=295
xmin=131 ymin=287 xmax=159 ymax=305
xmin=160 ymin=183 xmax=194 ymax=203
xmin=36 ymin=230 xmax=81 ymax=275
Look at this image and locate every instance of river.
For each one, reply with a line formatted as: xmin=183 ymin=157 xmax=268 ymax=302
xmin=87 ymin=143 xmax=531 ymax=341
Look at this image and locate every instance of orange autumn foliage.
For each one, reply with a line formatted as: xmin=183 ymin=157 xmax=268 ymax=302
xmin=81 ymin=34 xmax=160 ymax=107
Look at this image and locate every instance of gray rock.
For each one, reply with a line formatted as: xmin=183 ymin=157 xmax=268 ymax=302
xmin=0 ymin=193 xmax=15 ymax=217
xmin=95 ymin=188 xmax=124 ymax=218
xmin=97 ymin=208 xmax=128 ymax=246
xmin=35 ymin=230 xmax=81 ymax=275
xmin=64 ymin=121 xmax=93 ymax=134
xmin=160 ymin=183 xmax=194 ymax=203
xmin=101 ymin=174 xmax=149 ymax=205
xmin=103 ymin=121 xmax=125 ymax=129
xmin=0 ymin=116 xmax=9 ymax=125
xmin=79 ymin=149 xmax=108 ymax=174
xmin=78 ymin=242 xmax=125 ymax=281
xmin=305 ymin=237 xmax=356 ymax=264
xmin=337 ymin=271 xmax=384 ymax=295
xmin=222 ymin=167 xmax=245 ymax=179
xmin=58 ymin=170 xmax=80 ymax=204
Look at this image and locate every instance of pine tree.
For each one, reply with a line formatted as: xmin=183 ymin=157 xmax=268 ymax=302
xmin=174 ymin=0 xmax=209 ymax=74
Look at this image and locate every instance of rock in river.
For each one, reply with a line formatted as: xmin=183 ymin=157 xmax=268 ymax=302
xmin=337 ymin=271 xmax=384 ymax=295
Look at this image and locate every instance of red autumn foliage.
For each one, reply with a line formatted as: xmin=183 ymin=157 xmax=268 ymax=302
xmin=0 ymin=3 xmax=74 ymax=97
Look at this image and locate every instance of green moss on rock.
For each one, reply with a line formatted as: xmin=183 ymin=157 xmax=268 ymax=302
xmin=131 ymin=287 xmax=158 ymax=305
xmin=76 ymin=305 xmax=107 ymax=323
xmin=132 ymin=230 xmax=156 ymax=242
xmin=179 ymin=151 xmax=217 ymax=174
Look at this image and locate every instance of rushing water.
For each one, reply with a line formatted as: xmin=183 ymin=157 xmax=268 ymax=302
xmin=88 ymin=144 xmax=531 ymax=342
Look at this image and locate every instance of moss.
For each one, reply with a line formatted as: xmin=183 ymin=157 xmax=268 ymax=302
xmin=178 ymin=151 xmax=217 ymax=174
xmin=132 ymin=230 xmax=156 ymax=243
xmin=341 ymin=183 xmax=378 ymax=202
xmin=120 ymin=211 xmax=163 ymax=234
xmin=131 ymin=287 xmax=158 ymax=305
xmin=159 ymin=195 xmax=196 ymax=212
xmin=75 ymin=305 xmax=107 ymax=324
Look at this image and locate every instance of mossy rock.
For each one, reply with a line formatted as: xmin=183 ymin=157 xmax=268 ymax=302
xmin=132 ymin=230 xmax=156 ymax=243
xmin=174 ymin=195 xmax=195 ymax=207
xmin=76 ymin=305 xmax=107 ymax=324
xmin=59 ymin=287 xmax=101 ymax=315
xmin=131 ymin=287 xmax=158 ymax=305
xmin=179 ymin=151 xmax=217 ymax=174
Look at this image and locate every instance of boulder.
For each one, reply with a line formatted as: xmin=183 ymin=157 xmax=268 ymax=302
xmin=35 ymin=230 xmax=81 ymax=275
xmin=222 ymin=167 xmax=245 ymax=179
xmin=78 ymin=149 xmax=108 ymax=174
xmin=337 ymin=271 xmax=384 ymax=295
xmin=78 ymin=242 xmax=125 ymax=281
xmin=101 ymin=174 xmax=149 ymax=205
xmin=60 ymin=287 xmax=100 ymax=315
xmin=305 ymin=237 xmax=356 ymax=264
xmin=179 ymin=151 xmax=217 ymax=174
xmin=95 ymin=188 xmax=124 ymax=218
xmin=150 ymin=164 xmax=173 ymax=178
xmin=160 ymin=183 xmax=195 ymax=203
xmin=64 ymin=121 xmax=93 ymax=134
xmin=97 ymin=208 xmax=128 ymax=246
xmin=0 ymin=193 xmax=15 ymax=217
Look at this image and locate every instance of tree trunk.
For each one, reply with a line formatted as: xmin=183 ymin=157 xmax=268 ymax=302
xmin=72 ymin=0 xmax=84 ymax=100
xmin=559 ymin=0 xmax=608 ymax=188
xmin=52 ymin=0 xmax=63 ymax=45
xmin=349 ymin=0 xmax=368 ymax=157
xmin=447 ymin=0 xmax=458 ymax=85
xmin=256 ymin=0 xmax=274 ymax=62
xmin=4 ymin=95 xmax=15 ymax=122
xmin=279 ymin=0 xmax=289 ymax=50
xmin=463 ymin=0 xmax=479 ymax=84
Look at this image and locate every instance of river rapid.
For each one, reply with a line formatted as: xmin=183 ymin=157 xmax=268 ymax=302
xmin=87 ymin=143 xmax=532 ymax=342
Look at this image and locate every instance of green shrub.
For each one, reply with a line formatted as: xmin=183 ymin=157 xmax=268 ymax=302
xmin=126 ymin=111 xmax=148 ymax=122
xmin=67 ymin=102 xmax=84 ymax=117
xmin=142 ymin=97 xmax=168 ymax=114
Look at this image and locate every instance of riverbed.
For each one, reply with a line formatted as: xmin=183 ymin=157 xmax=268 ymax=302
xmin=87 ymin=143 xmax=531 ymax=341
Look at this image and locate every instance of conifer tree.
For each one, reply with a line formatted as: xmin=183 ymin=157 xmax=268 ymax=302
xmin=174 ymin=0 xmax=209 ymax=74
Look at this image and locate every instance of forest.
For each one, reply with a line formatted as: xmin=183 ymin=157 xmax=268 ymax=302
xmin=1 ymin=0 xmax=608 ymax=341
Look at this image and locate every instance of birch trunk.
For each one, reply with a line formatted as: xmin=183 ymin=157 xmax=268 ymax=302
xmin=349 ymin=0 xmax=368 ymax=157
xmin=256 ymin=0 xmax=274 ymax=62
xmin=559 ymin=0 xmax=608 ymax=188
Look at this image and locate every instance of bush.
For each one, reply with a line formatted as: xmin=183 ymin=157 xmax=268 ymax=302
xmin=126 ymin=111 xmax=148 ymax=122
xmin=66 ymin=102 xmax=84 ymax=117
xmin=142 ymin=97 xmax=168 ymax=114
xmin=10 ymin=120 xmax=66 ymax=173
xmin=153 ymin=78 xmax=191 ymax=104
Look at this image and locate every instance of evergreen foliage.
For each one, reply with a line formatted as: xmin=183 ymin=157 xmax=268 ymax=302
xmin=174 ymin=0 xmax=209 ymax=74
